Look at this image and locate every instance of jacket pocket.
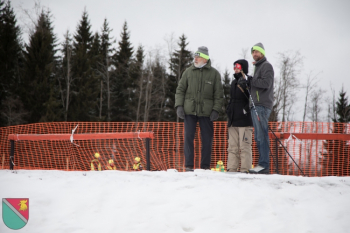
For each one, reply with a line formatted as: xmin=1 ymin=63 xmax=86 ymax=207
xmin=184 ymin=98 xmax=195 ymax=114
xmin=242 ymin=127 xmax=253 ymax=145
xmin=202 ymin=99 xmax=213 ymax=116
xmin=203 ymin=81 xmax=214 ymax=98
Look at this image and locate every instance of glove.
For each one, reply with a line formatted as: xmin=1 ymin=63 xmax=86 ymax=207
xmin=238 ymin=77 xmax=248 ymax=89
xmin=176 ymin=106 xmax=185 ymax=119
xmin=210 ymin=110 xmax=219 ymax=121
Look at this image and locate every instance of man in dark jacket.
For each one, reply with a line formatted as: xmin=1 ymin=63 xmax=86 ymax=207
xmin=175 ymin=46 xmax=223 ymax=171
xmin=226 ymin=59 xmax=253 ymax=173
xmin=245 ymin=43 xmax=274 ymax=174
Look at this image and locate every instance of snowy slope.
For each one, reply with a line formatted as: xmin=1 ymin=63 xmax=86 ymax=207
xmin=1 ymin=170 xmax=350 ymax=233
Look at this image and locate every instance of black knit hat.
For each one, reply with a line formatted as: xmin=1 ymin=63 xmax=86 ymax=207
xmin=233 ymin=59 xmax=249 ymax=74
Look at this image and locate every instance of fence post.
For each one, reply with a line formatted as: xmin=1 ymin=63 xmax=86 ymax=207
xmin=146 ymin=138 xmax=150 ymax=171
xmin=10 ymin=140 xmax=14 ymax=170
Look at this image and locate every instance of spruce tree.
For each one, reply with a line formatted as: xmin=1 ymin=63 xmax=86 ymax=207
xmin=112 ymin=21 xmax=134 ymax=121
xmin=166 ymin=34 xmax=193 ymax=121
xmin=0 ymin=0 xmax=25 ymax=126
xmin=322 ymin=87 xmax=350 ymax=176
xmin=218 ymin=69 xmax=230 ymax=121
xmin=333 ymin=87 xmax=350 ymax=123
xmin=21 ymin=9 xmax=60 ymax=123
xmin=70 ymin=9 xmax=98 ymax=121
xmin=90 ymin=32 xmax=104 ymax=120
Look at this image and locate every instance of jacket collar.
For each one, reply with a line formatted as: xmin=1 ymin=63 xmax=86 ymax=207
xmin=254 ymin=56 xmax=266 ymax=66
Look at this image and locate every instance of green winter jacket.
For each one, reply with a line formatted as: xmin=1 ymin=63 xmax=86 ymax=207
xmin=175 ymin=60 xmax=223 ymax=117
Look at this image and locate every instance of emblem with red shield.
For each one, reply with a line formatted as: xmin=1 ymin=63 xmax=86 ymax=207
xmin=2 ymin=198 xmax=29 ymax=230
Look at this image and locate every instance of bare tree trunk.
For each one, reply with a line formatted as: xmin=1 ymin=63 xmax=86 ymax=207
xmin=99 ymin=79 xmax=103 ymax=119
xmin=302 ymin=71 xmax=320 ymax=131
xmin=106 ymin=53 xmax=111 ymax=122
xmin=239 ymin=48 xmax=249 ymax=60
xmin=143 ymin=71 xmax=151 ymax=123
xmin=274 ymin=51 xmax=303 ymax=125
xmin=146 ymin=71 xmax=153 ymax=121
xmin=65 ymin=44 xmax=71 ymax=122
xmin=136 ymin=72 xmax=143 ymax=123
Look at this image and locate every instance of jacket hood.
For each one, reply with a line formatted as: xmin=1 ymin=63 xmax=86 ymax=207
xmin=233 ymin=59 xmax=249 ymax=74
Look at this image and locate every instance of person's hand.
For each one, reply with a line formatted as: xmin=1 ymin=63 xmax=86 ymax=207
xmin=210 ymin=110 xmax=219 ymax=121
xmin=176 ymin=106 xmax=185 ymax=119
xmin=243 ymin=104 xmax=250 ymax=114
xmin=238 ymin=77 xmax=248 ymax=89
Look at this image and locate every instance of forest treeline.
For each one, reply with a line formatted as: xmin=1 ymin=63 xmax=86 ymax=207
xmin=1 ymin=1 xmax=349 ymax=127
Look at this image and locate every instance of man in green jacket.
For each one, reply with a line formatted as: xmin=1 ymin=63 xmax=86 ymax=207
xmin=175 ymin=46 xmax=223 ymax=171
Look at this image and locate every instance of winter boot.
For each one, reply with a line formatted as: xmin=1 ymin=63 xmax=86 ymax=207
xmin=249 ymin=165 xmax=269 ymax=174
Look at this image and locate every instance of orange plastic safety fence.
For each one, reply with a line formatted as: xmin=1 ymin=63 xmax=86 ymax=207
xmin=0 ymin=122 xmax=349 ymax=176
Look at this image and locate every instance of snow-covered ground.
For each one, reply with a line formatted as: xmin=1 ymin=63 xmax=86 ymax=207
xmin=1 ymin=169 xmax=350 ymax=233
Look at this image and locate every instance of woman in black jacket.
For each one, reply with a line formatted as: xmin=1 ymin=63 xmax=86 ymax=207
xmin=226 ymin=59 xmax=253 ymax=173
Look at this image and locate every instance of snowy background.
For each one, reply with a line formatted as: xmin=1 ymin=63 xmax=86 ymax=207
xmin=1 ymin=169 xmax=350 ymax=233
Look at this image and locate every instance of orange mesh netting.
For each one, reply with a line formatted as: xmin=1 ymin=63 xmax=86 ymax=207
xmin=0 ymin=122 xmax=349 ymax=176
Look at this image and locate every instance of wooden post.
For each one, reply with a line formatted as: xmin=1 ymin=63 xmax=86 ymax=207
xmin=146 ymin=138 xmax=150 ymax=171
xmin=66 ymin=157 xmax=69 ymax=171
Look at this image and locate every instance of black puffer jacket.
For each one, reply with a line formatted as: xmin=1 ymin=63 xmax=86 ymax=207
xmin=226 ymin=73 xmax=253 ymax=127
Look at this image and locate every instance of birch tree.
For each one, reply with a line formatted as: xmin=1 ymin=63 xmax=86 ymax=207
xmin=274 ymin=51 xmax=303 ymax=122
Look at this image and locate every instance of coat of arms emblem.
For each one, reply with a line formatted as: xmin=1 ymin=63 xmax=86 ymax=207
xmin=2 ymin=198 xmax=29 ymax=230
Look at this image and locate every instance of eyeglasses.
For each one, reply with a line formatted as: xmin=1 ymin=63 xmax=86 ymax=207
xmin=234 ymin=63 xmax=242 ymax=70
xmin=194 ymin=52 xmax=209 ymax=60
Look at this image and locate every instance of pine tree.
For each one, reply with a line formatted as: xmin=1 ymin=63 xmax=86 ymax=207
xmin=69 ymin=9 xmax=99 ymax=121
xmin=322 ymin=87 xmax=350 ymax=176
xmin=218 ymin=69 xmax=230 ymax=121
xmin=112 ymin=21 xmax=134 ymax=121
xmin=21 ymin=9 xmax=60 ymax=123
xmin=166 ymin=34 xmax=193 ymax=121
xmin=0 ymin=0 xmax=25 ymax=126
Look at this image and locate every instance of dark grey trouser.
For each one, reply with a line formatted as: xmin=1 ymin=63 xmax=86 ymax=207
xmin=184 ymin=115 xmax=213 ymax=169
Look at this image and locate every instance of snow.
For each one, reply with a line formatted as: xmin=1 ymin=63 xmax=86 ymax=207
xmin=1 ymin=169 xmax=350 ymax=233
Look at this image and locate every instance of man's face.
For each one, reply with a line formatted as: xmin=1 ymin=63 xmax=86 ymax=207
xmin=252 ymin=50 xmax=264 ymax=62
xmin=194 ymin=56 xmax=207 ymax=67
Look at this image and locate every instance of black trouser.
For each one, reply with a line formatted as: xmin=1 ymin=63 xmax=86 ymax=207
xmin=184 ymin=115 xmax=213 ymax=169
